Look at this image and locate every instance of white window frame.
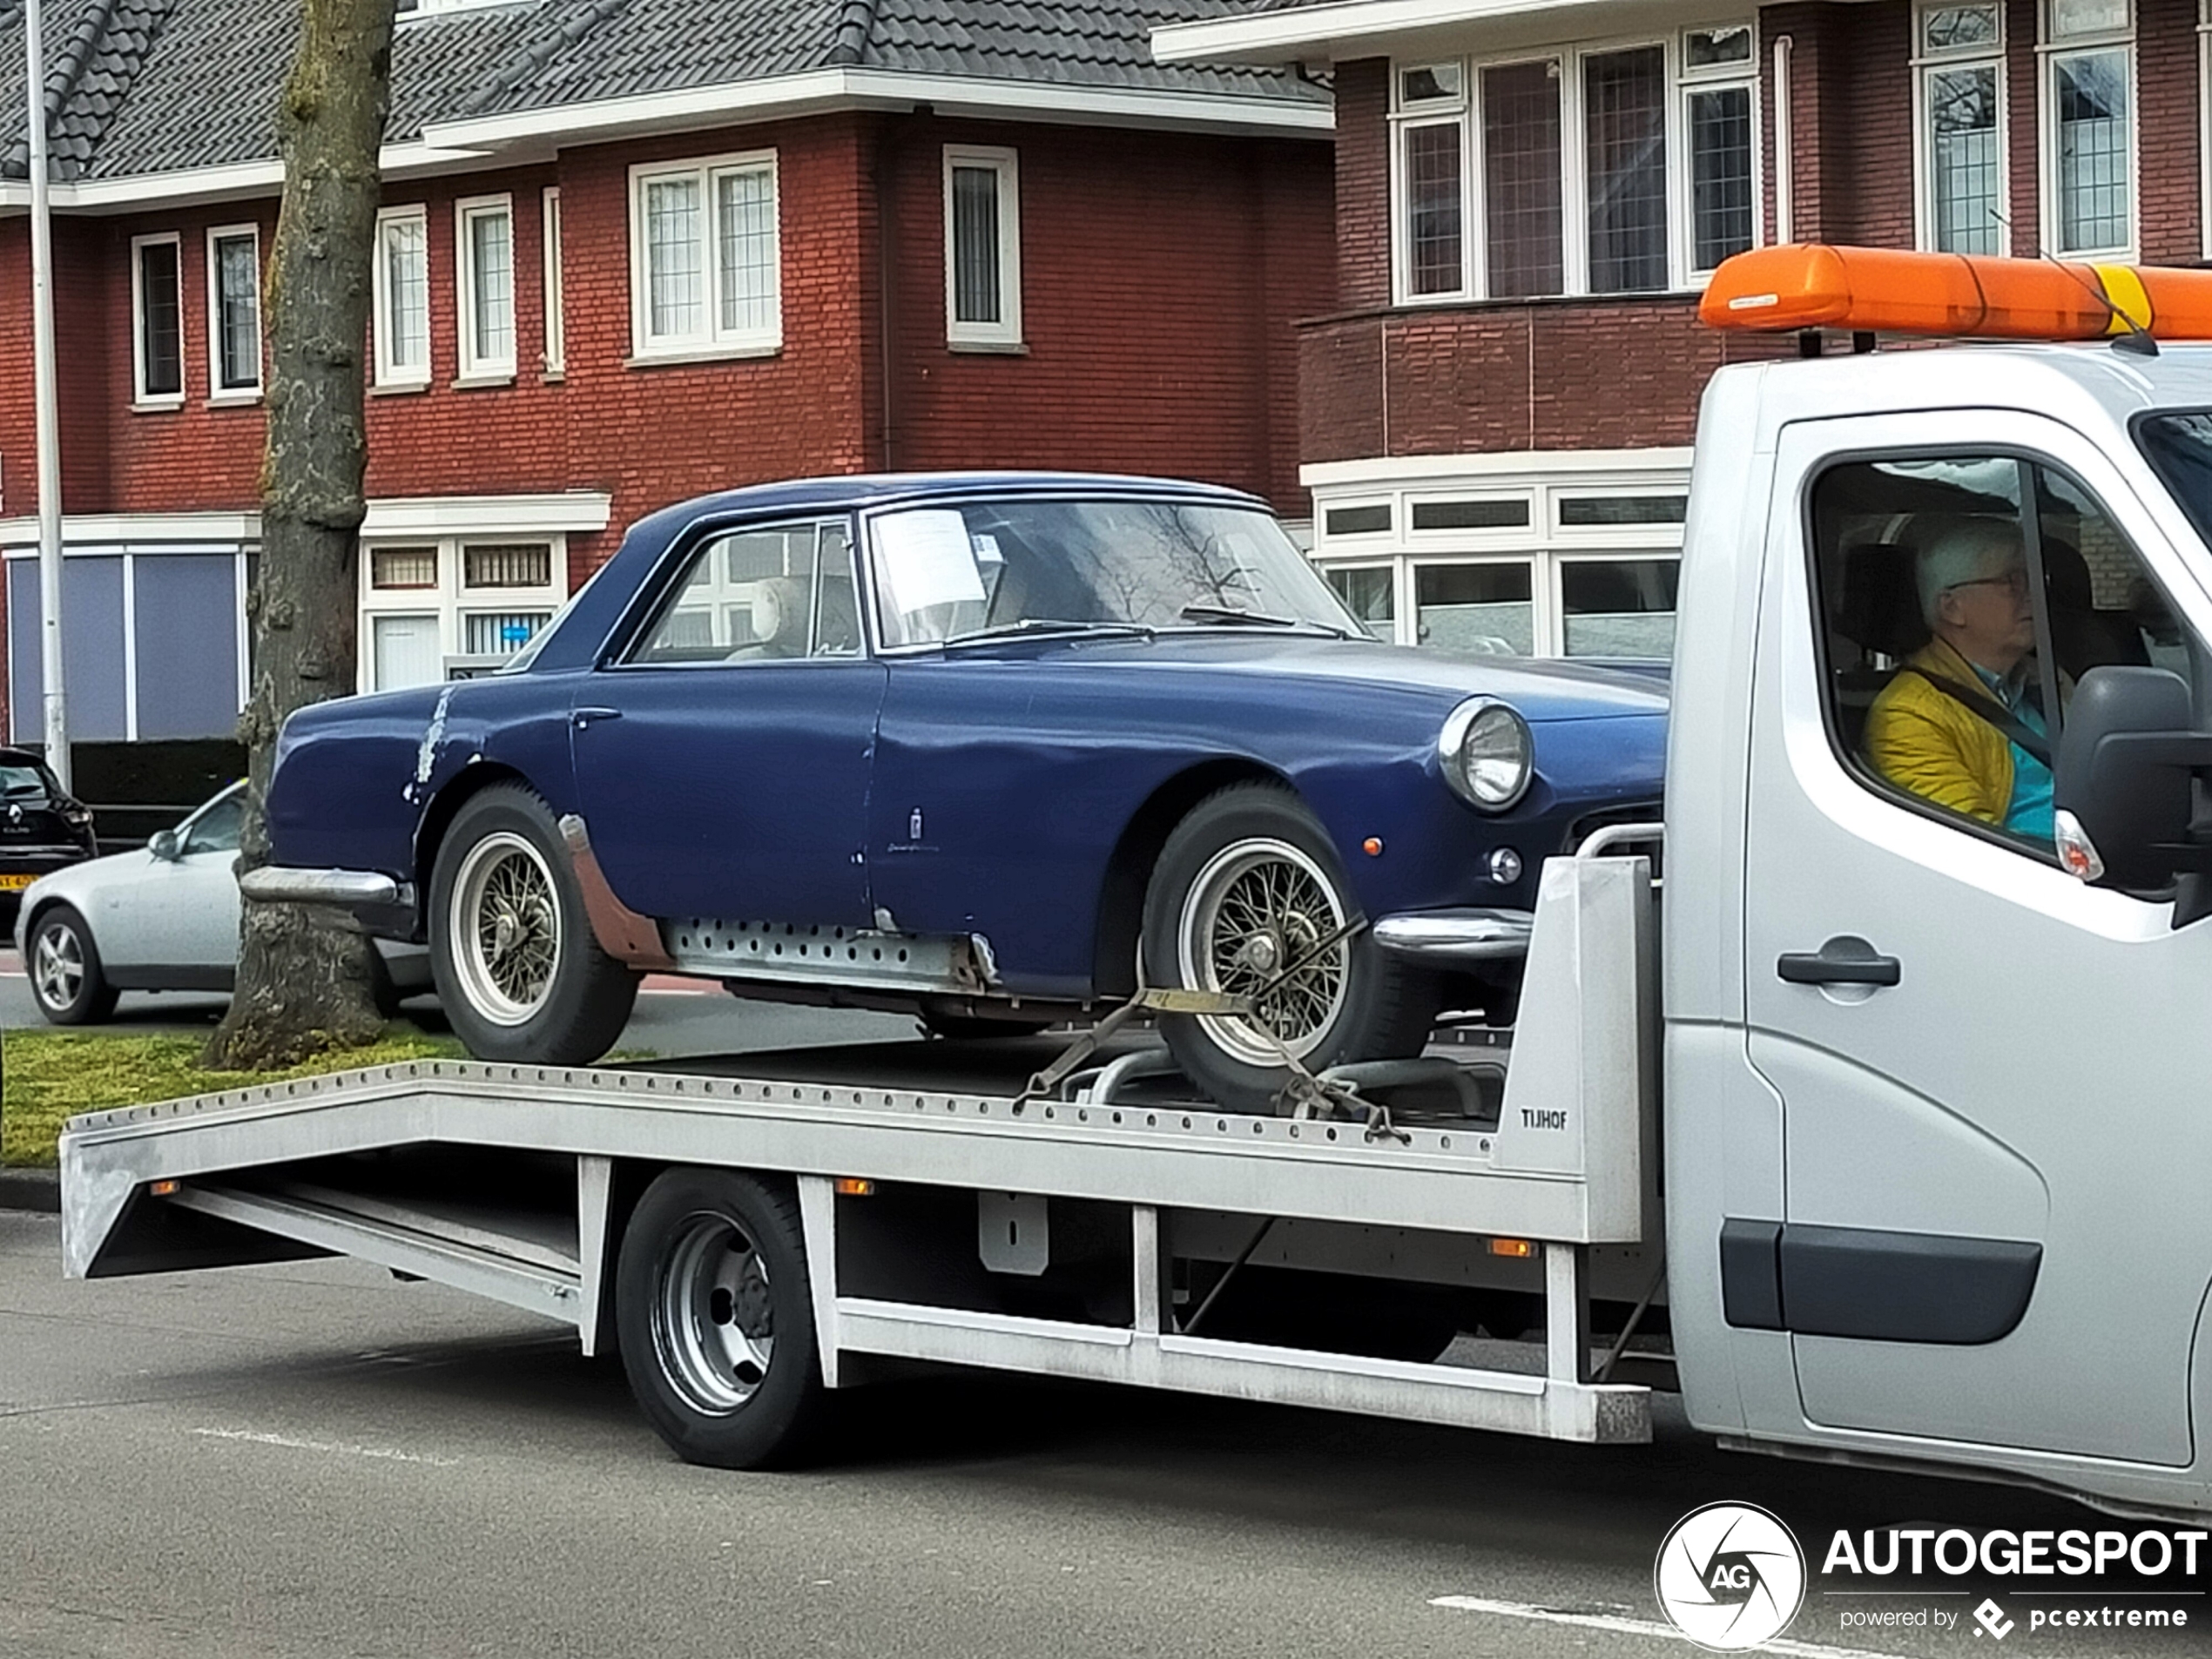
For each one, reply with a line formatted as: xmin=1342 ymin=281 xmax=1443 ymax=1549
xmin=1388 ymin=25 xmax=1760 ymax=307
xmin=542 ymin=186 xmax=565 ymax=377
xmin=2039 ymin=0 xmax=2137 ymax=260
xmin=373 ymin=205 xmax=432 ymax=389
xmin=357 ymin=533 xmax=569 ymax=691
xmin=204 ymin=224 xmax=263 ymax=401
xmin=130 ymin=231 xmax=185 ymax=408
xmin=1912 ymin=3 xmax=2012 ymax=255
xmin=628 ymin=150 xmax=783 ymax=361
xmin=942 ymin=145 xmax=1024 ymax=347
xmin=455 ymin=193 xmax=517 ymax=382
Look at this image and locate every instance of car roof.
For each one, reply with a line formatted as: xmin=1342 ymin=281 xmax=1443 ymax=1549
xmin=0 ymin=746 xmax=52 ymax=768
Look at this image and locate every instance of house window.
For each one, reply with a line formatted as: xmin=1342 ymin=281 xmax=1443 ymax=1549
xmin=132 ymin=233 xmax=183 ymax=404
xmin=944 ymin=145 xmax=1023 ymax=347
xmin=358 ymin=536 xmax=566 ymax=690
xmin=2045 ymin=0 xmax=2134 ymax=256
xmin=456 ymin=194 xmax=516 ymax=379
xmin=206 ymin=226 xmax=261 ymax=396
xmin=630 ymin=152 xmax=781 ymax=357
xmin=374 ymin=206 xmax=430 ymax=387
xmin=543 ymin=187 xmax=565 ymax=374
xmin=1917 ymin=5 xmax=2006 ymax=253
xmin=1391 ymin=29 xmax=1756 ymax=304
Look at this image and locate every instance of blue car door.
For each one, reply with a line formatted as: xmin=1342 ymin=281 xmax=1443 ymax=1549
xmin=568 ymin=516 xmax=884 ymax=927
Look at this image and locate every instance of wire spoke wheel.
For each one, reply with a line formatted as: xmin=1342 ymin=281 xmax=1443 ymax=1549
xmin=33 ymin=924 xmax=82 ymax=1009
xmin=449 ymin=832 xmax=562 ymax=1025
xmin=1176 ymin=835 xmax=1350 ymax=1068
xmin=653 ymin=1212 xmax=777 ymax=1416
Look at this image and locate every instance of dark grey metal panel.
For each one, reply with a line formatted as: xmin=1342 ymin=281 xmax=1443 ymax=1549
xmin=1779 ymin=1224 xmax=2041 ymax=1345
xmin=1718 ymin=1217 xmax=1783 ymax=1330
xmin=132 ymin=554 xmax=239 ymax=739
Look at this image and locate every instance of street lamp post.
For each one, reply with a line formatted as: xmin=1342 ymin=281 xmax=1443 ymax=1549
xmin=26 ymin=0 xmax=68 ymax=790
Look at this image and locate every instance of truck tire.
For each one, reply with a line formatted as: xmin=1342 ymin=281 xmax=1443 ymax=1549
xmin=428 ymin=783 xmax=638 ymax=1064
xmin=616 ymin=1168 xmax=828 ymax=1469
xmin=1142 ymin=782 xmax=1438 ymax=1113
xmin=27 ymin=904 xmax=118 ymax=1025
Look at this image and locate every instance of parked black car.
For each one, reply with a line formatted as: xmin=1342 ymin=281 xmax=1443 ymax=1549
xmin=0 ymin=746 xmax=98 ymax=918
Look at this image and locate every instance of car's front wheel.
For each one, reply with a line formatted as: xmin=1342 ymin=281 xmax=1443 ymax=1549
xmin=27 ymin=904 xmax=118 ymax=1026
xmin=1142 ymin=782 xmax=1439 ymax=1113
xmin=428 ymin=784 xmax=639 ymax=1064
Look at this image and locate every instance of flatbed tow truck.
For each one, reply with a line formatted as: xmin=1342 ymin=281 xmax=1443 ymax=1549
xmin=56 ymin=246 xmax=2212 ymax=1518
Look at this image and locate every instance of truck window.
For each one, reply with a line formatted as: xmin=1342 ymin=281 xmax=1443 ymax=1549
xmin=1810 ymin=454 xmax=2185 ymax=854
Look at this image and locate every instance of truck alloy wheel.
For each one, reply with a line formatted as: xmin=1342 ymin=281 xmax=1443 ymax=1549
xmin=428 ymin=783 xmax=638 ymax=1065
xmin=616 ymin=1169 xmax=827 ymax=1468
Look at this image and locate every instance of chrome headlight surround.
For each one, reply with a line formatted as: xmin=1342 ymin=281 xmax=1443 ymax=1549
xmin=1438 ymin=697 xmax=1534 ymax=813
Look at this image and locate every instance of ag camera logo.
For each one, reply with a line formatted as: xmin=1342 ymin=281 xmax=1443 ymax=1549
xmin=1655 ymin=1501 xmax=1808 ymax=1651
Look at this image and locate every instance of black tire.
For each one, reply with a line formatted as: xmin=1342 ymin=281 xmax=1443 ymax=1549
xmin=26 ymin=904 xmax=118 ymax=1025
xmin=1142 ymin=782 xmax=1439 ymax=1114
xmin=428 ymin=783 xmax=638 ymax=1064
xmin=616 ymin=1168 xmax=828 ymax=1469
xmin=367 ymin=947 xmax=403 ymax=1022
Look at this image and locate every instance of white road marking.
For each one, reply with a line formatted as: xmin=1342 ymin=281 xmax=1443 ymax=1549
xmin=1428 ymin=1595 xmax=1904 ymax=1658
xmin=192 ymin=1426 xmax=459 ymax=1467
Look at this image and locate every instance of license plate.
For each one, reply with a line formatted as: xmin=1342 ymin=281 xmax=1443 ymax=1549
xmin=0 ymin=873 xmax=34 ymax=891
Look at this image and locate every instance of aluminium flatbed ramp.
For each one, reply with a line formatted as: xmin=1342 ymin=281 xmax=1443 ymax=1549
xmin=58 ymin=851 xmax=1656 ymax=1450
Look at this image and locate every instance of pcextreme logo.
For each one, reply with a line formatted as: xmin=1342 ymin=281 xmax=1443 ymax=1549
xmin=1654 ymin=1501 xmax=1809 ymax=1652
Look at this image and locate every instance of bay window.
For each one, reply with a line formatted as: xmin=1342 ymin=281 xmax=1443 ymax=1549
xmin=630 ymin=151 xmax=781 ymax=358
xmin=456 ymin=194 xmax=516 ymax=380
xmin=374 ymin=206 xmax=430 ymax=388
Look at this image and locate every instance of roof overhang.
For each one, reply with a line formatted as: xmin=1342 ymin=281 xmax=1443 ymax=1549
xmin=0 ymin=139 xmax=512 ymax=215
xmin=1156 ymin=0 xmax=1811 ymax=66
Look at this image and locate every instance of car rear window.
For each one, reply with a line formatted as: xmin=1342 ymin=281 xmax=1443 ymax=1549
xmin=0 ymin=763 xmax=56 ymax=801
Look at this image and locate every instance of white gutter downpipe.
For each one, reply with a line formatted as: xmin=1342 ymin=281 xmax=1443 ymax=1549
xmin=26 ymin=0 xmax=67 ymax=787
xmin=1772 ymin=34 xmax=1794 ymax=245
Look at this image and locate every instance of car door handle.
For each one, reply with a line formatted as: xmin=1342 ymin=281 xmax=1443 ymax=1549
xmin=570 ymin=707 xmax=622 ymax=730
xmin=1777 ymin=939 xmax=1901 ymax=988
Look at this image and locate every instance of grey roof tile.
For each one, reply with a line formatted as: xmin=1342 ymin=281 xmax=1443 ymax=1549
xmin=0 ymin=0 xmax=1323 ymax=183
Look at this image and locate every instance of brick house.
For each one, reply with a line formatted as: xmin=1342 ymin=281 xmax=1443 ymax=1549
xmin=1157 ymin=0 xmax=2199 ymax=660
xmin=0 ymin=0 xmax=1333 ymax=745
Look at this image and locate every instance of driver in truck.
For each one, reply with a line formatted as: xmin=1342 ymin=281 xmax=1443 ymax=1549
xmin=1863 ymin=519 xmax=2057 ymax=841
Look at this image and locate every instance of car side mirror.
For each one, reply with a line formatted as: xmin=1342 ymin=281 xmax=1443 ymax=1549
xmin=148 ymin=829 xmax=181 ymax=861
xmin=2054 ymin=666 xmax=2212 ymax=896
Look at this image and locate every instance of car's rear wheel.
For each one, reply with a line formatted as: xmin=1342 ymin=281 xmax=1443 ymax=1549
xmin=616 ymin=1168 xmax=827 ymax=1468
xmin=29 ymin=904 xmax=118 ymax=1026
xmin=429 ymin=784 xmax=638 ymax=1064
xmin=1142 ymin=783 xmax=1438 ymax=1113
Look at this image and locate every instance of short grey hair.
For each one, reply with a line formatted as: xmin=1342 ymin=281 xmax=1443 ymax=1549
xmin=1917 ymin=518 xmax=2024 ymax=628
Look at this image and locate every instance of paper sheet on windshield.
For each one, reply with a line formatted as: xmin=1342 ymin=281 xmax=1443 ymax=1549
xmin=876 ymin=510 xmax=987 ymax=613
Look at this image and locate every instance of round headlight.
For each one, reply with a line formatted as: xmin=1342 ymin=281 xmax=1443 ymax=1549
xmin=1439 ymin=698 xmax=1534 ymax=812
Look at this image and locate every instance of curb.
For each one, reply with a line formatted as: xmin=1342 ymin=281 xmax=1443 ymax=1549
xmin=0 ymin=1167 xmax=60 ymax=1214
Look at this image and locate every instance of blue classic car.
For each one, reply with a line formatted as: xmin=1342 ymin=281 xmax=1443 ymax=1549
xmin=258 ymin=473 xmax=1666 ymax=1109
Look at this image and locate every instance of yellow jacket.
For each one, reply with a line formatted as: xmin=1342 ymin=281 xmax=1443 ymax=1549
xmin=1862 ymin=637 xmax=2019 ymax=826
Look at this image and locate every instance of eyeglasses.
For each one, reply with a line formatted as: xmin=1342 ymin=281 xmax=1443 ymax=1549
xmin=1946 ymin=569 xmax=2032 ymax=597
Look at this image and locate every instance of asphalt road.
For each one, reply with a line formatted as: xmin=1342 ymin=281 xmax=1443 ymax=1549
xmin=3 ymin=1211 xmax=2202 ymax=1659
xmin=0 ymin=946 xmax=921 ymax=1059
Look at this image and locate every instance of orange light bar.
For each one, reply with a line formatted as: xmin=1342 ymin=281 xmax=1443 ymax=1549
xmin=1701 ymin=242 xmax=2212 ymax=342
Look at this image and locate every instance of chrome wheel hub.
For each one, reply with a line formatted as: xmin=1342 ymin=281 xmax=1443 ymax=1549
xmin=1176 ymin=836 xmax=1351 ymax=1069
xmin=449 ymin=833 xmax=561 ymax=1026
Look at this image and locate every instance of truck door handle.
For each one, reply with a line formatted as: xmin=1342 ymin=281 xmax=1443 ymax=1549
xmin=1777 ymin=938 xmax=1901 ymax=988
xmin=570 ymin=707 xmax=622 ymax=730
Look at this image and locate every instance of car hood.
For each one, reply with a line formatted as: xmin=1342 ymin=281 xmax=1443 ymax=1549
xmin=937 ymin=632 xmax=1669 ymax=722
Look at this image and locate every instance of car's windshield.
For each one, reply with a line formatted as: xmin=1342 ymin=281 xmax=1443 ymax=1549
xmin=0 ymin=763 xmax=56 ymax=800
xmin=867 ymin=499 xmax=1358 ymax=648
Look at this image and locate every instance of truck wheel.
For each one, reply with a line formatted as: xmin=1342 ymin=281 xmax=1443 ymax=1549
xmin=28 ymin=905 xmax=118 ymax=1025
xmin=616 ymin=1168 xmax=827 ymax=1469
xmin=429 ymin=783 xmax=638 ymax=1064
xmin=1143 ymin=783 xmax=1438 ymax=1114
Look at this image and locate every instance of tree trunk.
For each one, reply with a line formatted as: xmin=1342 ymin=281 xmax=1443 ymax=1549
xmin=204 ymin=0 xmax=396 ymax=1071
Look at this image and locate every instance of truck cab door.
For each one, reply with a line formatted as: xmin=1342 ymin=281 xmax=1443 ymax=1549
xmin=1741 ymin=411 xmax=2212 ymax=1470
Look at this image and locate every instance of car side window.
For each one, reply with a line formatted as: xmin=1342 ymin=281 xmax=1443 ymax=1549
xmin=627 ymin=517 xmax=862 ymax=665
xmin=1811 ymin=454 xmax=2188 ymax=858
xmin=183 ymin=792 xmax=245 ymax=855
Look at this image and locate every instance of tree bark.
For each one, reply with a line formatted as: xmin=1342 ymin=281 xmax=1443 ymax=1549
xmin=204 ymin=0 xmax=396 ymax=1070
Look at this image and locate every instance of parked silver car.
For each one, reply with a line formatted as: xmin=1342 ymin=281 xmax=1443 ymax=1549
xmin=12 ymin=783 xmax=430 ymax=1024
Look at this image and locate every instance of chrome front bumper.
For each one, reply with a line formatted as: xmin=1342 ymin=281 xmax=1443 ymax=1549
xmin=1370 ymin=907 xmax=1533 ymax=962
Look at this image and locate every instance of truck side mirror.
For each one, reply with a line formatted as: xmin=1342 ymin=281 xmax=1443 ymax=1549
xmin=147 ymin=828 xmax=181 ymax=862
xmin=2055 ymin=666 xmax=2197 ymax=892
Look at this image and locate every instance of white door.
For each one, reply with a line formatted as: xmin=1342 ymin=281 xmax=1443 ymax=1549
xmin=1742 ymin=410 xmax=2212 ymax=1467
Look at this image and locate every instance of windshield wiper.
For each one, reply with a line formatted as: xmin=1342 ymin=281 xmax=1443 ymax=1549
xmin=939 ymin=618 xmax=1156 ymax=650
xmin=1177 ymin=603 xmax=1347 ymax=637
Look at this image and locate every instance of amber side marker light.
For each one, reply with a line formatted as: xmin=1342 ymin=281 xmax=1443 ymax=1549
xmin=1487 ymin=1237 xmax=1535 ymax=1259
xmin=1361 ymin=837 xmax=1384 ymax=858
xmin=149 ymin=1180 xmax=180 ymax=1197
xmin=1700 ymin=242 xmax=2212 ymax=344
xmin=833 ymin=1178 xmax=876 ymax=1197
